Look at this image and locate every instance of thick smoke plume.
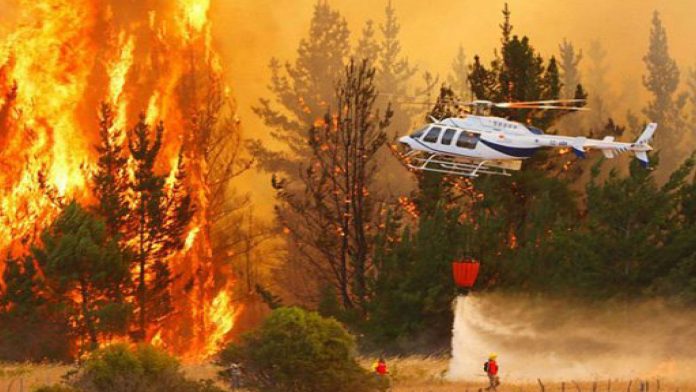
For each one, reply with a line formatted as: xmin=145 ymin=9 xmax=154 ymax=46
xmin=449 ymin=294 xmax=696 ymax=381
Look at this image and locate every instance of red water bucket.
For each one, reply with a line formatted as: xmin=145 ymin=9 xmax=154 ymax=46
xmin=452 ymin=259 xmax=480 ymax=288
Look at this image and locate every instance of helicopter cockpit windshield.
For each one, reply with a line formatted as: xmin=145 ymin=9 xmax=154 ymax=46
xmin=410 ymin=125 xmax=430 ymax=139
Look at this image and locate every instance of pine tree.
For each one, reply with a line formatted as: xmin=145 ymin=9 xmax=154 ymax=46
xmin=558 ymin=158 xmax=691 ymax=297
xmin=252 ymin=0 xmax=350 ymax=175
xmin=367 ymin=1 xmax=418 ymax=195
xmin=656 ymin=155 xmax=696 ymax=302
xmin=539 ymin=57 xmax=562 ymax=125
xmin=468 ymin=4 xmax=567 ymax=129
xmin=500 ymin=3 xmax=512 ymax=45
xmin=688 ymin=66 xmax=696 ymax=134
xmin=368 ymin=204 xmax=461 ymax=344
xmin=643 ymin=10 xmax=687 ymax=173
xmin=447 ymin=45 xmax=470 ymax=100
xmin=376 ymin=0 xmax=417 ymax=134
xmin=92 ymin=103 xmax=129 ymax=237
xmin=32 ymin=202 xmax=130 ymax=350
xmin=127 ymin=116 xmax=194 ymax=340
xmin=469 ymin=55 xmax=496 ymax=100
xmin=355 ymin=20 xmax=379 ymax=65
xmin=558 ymin=39 xmax=583 ymax=99
xmin=586 ymin=40 xmax=611 ymax=129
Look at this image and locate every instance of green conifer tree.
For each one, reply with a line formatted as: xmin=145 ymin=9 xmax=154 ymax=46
xmin=468 ymin=4 xmax=568 ymax=129
xmin=92 ymin=103 xmax=129 ymax=237
xmin=32 ymin=202 xmax=130 ymax=350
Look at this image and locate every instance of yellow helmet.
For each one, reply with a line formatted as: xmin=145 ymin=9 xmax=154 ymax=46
xmin=489 ymin=353 xmax=498 ymax=359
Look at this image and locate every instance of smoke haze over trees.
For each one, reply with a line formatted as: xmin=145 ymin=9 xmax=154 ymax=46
xmin=243 ymin=1 xmax=696 ymax=351
xmin=4 ymin=0 xmax=696 ymax=363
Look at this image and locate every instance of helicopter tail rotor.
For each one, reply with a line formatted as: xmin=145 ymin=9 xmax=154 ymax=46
xmin=636 ymin=123 xmax=657 ymax=145
xmin=634 ymin=123 xmax=657 ymax=168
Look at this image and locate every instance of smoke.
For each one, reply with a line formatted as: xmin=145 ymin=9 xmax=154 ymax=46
xmin=207 ymin=0 xmax=696 ymax=210
xmin=448 ymin=294 xmax=696 ymax=382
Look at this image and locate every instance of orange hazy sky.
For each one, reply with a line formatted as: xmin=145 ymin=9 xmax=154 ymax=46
xmin=208 ymin=0 xmax=696 ymax=205
xmin=212 ymin=0 xmax=696 ymax=138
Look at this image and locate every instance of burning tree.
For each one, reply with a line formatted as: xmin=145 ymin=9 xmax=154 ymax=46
xmin=127 ymin=116 xmax=194 ymax=341
xmin=273 ymin=59 xmax=392 ymax=312
xmin=0 ymin=0 xmax=245 ymax=358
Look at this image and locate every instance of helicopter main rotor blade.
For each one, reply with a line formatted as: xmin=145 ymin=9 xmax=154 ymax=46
xmin=498 ymin=104 xmax=590 ymax=111
xmin=377 ymin=94 xmax=589 ymax=111
xmin=495 ymin=99 xmax=586 ymax=106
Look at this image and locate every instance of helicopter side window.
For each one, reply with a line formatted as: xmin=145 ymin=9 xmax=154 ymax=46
xmin=410 ymin=125 xmax=430 ymax=139
xmin=441 ymin=129 xmax=456 ymax=145
xmin=423 ymin=127 xmax=442 ymax=143
xmin=456 ymin=131 xmax=480 ymax=149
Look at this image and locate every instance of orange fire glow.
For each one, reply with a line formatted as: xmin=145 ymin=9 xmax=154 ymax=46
xmin=0 ymin=0 xmax=239 ymax=358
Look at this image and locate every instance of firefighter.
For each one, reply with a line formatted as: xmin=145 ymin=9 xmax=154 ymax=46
xmin=374 ymin=356 xmax=388 ymax=376
xmin=373 ymin=356 xmax=390 ymax=390
xmin=484 ymin=353 xmax=500 ymax=391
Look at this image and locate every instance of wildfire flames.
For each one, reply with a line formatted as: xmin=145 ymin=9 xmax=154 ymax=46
xmin=0 ymin=0 xmax=239 ymax=358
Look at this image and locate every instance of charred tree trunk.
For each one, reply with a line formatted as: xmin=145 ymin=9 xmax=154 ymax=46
xmin=79 ymin=277 xmax=98 ymax=348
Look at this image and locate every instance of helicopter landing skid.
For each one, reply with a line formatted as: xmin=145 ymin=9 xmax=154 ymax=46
xmin=404 ymin=151 xmax=513 ymax=177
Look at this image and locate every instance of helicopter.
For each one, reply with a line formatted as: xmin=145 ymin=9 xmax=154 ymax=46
xmin=397 ymin=99 xmax=657 ymax=178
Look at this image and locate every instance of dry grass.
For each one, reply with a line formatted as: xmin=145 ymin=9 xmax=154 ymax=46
xmin=0 ymin=362 xmax=230 ymax=391
xmin=365 ymin=356 xmax=696 ymax=392
xmin=2 ymin=358 xmax=695 ymax=392
xmin=0 ymin=362 xmax=72 ymax=391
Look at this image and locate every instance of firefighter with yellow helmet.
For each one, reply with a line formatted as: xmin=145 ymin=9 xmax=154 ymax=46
xmin=484 ymin=353 xmax=500 ymax=391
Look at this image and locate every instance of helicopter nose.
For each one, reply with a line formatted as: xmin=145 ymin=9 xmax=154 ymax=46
xmin=397 ymin=136 xmax=412 ymax=153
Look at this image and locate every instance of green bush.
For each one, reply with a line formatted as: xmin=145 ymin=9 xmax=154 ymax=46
xmin=219 ymin=306 xmax=381 ymax=392
xmin=58 ymin=344 xmax=224 ymax=392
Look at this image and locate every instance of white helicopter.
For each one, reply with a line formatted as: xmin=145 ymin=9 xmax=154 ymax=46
xmin=397 ymin=99 xmax=657 ymax=177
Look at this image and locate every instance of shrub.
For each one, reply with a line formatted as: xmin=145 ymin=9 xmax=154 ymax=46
xmin=219 ymin=306 xmax=381 ymax=392
xmin=61 ymin=344 xmax=224 ymax=392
